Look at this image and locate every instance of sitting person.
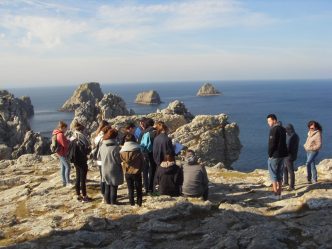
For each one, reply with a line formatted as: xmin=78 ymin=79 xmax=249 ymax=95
xmin=182 ymin=150 xmax=209 ymax=201
xmin=154 ymin=153 xmax=183 ymax=197
xmin=120 ymin=133 xmax=144 ymax=206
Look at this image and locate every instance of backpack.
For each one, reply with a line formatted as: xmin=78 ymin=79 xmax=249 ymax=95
xmin=67 ymin=136 xmax=91 ymax=164
xmin=67 ymin=139 xmax=77 ymax=163
xmin=50 ymin=134 xmax=59 ymax=153
xmin=141 ymin=132 xmax=153 ymax=153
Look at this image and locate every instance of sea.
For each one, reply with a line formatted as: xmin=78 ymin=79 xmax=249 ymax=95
xmin=8 ymin=80 xmax=332 ymax=172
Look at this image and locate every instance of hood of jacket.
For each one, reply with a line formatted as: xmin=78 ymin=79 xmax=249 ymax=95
xmin=285 ymin=123 xmax=296 ymax=136
xmin=120 ymin=141 xmax=141 ymax=152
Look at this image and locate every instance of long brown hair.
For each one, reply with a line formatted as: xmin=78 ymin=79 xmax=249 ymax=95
xmin=96 ymin=120 xmax=109 ymax=135
xmin=103 ymin=126 xmax=118 ymax=140
xmin=308 ymin=120 xmax=323 ymax=133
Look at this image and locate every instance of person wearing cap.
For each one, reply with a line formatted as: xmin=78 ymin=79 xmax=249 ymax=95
xmin=182 ymin=150 xmax=209 ymax=201
xmin=283 ymin=124 xmax=300 ymax=191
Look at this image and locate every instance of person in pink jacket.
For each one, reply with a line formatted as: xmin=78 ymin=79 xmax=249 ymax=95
xmin=52 ymin=121 xmax=71 ymax=187
xmin=304 ymin=120 xmax=323 ymax=184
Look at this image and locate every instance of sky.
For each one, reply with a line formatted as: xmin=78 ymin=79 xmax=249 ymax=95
xmin=0 ymin=0 xmax=332 ymax=88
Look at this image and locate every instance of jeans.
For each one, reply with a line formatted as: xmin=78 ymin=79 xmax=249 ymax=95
xmin=125 ymin=173 xmax=143 ymax=206
xmin=143 ymin=152 xmax=157 ymax=193
xmin=306 ymin=151 xmax=319 ymax=182
xmin=104 ymin=184 xmax=118 ymax=205
xmin=75 ymin=164 xmax=88 ymax=196
xmin=60 ymin=156 xmax=71 ymax=185
xmin=268 ymin=157 xmax=284 ymax=182
xmin=283 ymin=157 xmax=295 ymax=188
xmin=99 ymin=166 xmax=105 ymax=195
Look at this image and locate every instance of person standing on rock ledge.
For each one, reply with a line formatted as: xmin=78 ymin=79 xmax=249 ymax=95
xmin=99 ymin=126 xmax=124 ymax=205
xmin=283 ymin=124 xmax=299 ymax=191
xmin=266 ymin=114 xmax=288 ymax=200
xmin=52 ymin=121 xmax=71 ymax=187
xmin=304 ymin=120 xmax=323 ymax=184
xmin=70 ymin=122 xmax=92 ymax=203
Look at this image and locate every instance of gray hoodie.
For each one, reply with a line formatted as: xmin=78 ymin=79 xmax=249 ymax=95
xmin=99 ymin=139 xmax=124 ymax=186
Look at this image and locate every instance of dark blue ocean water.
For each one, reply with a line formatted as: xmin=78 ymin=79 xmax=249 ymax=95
xmin=9 ymin=80 xmax=332 ymax=171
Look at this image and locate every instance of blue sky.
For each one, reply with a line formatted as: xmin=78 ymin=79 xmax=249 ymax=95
xmin=0 ymin=0 xmax=331 ymax=87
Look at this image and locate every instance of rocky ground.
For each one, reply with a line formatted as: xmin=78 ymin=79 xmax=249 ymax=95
xmin=0 ymin=155 xmax=331 ymax=249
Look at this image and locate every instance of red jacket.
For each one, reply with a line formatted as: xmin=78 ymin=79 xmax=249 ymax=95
xmin=52 ymin=129 xmax=69 ymax=157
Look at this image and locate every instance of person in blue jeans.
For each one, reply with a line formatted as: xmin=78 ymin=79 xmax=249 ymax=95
xmin=266 ymin=114 xmax=288 ymax=200
xmin=52 ymin=121 xmax=71 ymax=187
xmin=304 ymin=121 xmax=322 ymax=184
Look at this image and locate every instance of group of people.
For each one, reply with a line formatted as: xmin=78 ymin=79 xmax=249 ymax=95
xmin=52 ymin=113 xmax=323 ymax=204
xmin=266 ymin=114 xmax=323 ymax=200
xmin=52 ymin=117 xmax=209 ymax=206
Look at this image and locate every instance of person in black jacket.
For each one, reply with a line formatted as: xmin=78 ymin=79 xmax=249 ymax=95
xmin=153 ymin=121 xmax=175 ymax=167
xmin=154 ymin=153 xmax=183 ymax=197
xmin=70 ymin=122 xmax=91 ymax=203
xmin=267 ymin=114 xmax=288 ymax=200
xmin=283 ymin=124 xmax=300 ymax=191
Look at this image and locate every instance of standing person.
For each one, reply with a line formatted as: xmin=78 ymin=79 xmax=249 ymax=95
xmin=283 ymin=124 xmax=300 ymax=191
xmin=52 ymin=121 xmax=71 ymax=187
xmin=120 ymin=133 xmax=144 ymax=206
xmin=182 ymin=150 xmax=209 ymax=201
xmin=92 ymin=120 xmax=109 ymax=202
xmin=125 ymin=121 xmax=142 ymax=142
xmin=266 ymin=114 xmax=288 ymax=200
xmin=304 ymin=121 xmax=323 ymax=184
xmin=137 ymin=117 xmax=147 ymax=143
xmin=154 ymin=153 xmax=183 ymax=197
xmin=99 ymin=127 xmax=124 ymax=205
xmin=153 ymin=121 xmax=175 ymax=167
xmin=140 ymin=118 xmax=157 ymax=194
xmin=70 ymin=122 xmax=91 ymax=203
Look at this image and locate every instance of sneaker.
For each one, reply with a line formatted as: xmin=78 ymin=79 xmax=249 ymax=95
xmin=287 ymin=187 xmax=295 ymax=191
xmin=67 ymin=183 xmax=74 ymax=188
xmin=82 ymin=196 xmax=92 ymax=203
xmin=77 ymin=195 xmax=83 ymax=201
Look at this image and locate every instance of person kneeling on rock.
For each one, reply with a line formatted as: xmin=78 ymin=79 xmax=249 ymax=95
xmin=182 ymin=150 xmax=209 ymax=201
xmin=154 ymin=152 xmax=183 ymax=197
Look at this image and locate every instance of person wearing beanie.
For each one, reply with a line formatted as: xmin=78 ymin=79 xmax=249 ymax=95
xmin=182 ymin=150 xmax=209 ymax=201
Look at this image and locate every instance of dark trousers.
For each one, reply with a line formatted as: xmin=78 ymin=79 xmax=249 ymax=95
xmin=143 ymin=152 xmax=157 ymax=193
xmin=99 ymin=166 xmax=105 ymax=195
xmin=283 ymin=158 xmax=295 ymax=188
xmin=125 ymin=173 xmax=143 ymax=206
xmin=74 ymin=164 xmax=88 ymax=197
xmin=104 ymin=184 xmax=118 ymax=204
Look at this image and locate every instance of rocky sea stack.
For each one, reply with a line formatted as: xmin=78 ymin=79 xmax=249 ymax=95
xmin=197 ymin=83 xmax=221 ymax=96
xmin=60 ymin=82 xmax=103 ymax=112
xmin=0 ymin=90 xmax=49 ymax=160
xmin=135 ymin=90 xmax=162 ymax=105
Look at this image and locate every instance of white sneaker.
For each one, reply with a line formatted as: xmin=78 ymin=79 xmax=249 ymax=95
xmin=66 ymin=183 xmax=74 ymax=188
